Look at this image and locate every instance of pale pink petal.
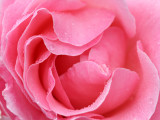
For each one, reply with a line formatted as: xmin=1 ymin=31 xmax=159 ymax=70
xmin=82 ymin=0 xmax=136 ymax=37
xmin=60 ymin=61 xmax=110 ymax=109
xmin=0 ymin=64 xmax=50 ymax=120
xmin=44 ymin=34 xmax=102 ymax=56
xmin=89 ymin=27 xmax=126 ymax=69
xmin=52 ymin=7 xmax=114 ymax=46
xmin=23 ymin=0 xmax=86 ymax=15
xmin=104 ymin=42 xmax=160 ymax=120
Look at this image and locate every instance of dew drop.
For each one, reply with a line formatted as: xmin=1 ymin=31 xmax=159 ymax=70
xmin=148 ymin=98 xmax=153 ymax=105
xmin=37 ymin=101 xmax=40 ymax=105
xmin=48 ymin=45 xmax=55 ymax=51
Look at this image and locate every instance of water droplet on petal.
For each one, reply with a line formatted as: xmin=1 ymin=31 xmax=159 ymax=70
xmin=148 ymin=98 xmax=153 ymax=105
xmin=37 ymin=101 xmax=40 ymax=105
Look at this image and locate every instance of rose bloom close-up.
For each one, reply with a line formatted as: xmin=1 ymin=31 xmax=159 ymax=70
xmin=0 ymin=0 xmax=160 ymax=120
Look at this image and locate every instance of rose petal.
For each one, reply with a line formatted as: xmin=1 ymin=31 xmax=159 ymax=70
xmin=52 ymin=7 xmax=114 ymax=46
xmin=24 ymin=37 xmax=51 ymax=110
xmin=0 ymin=64 xmax=50 ymax=120
xmin=150 ymin=95 xmax=160 ymax=120
xmin=94 ymin=68 xmax=139 ymax=114
xmin=46 ymin=61 xmax=139 ymax=116
xmin=89 ymin=27 xmax=126 ymax=69
xmin=15 ymin=57 xmax=23 ymax=80
xmin=70 ymin=113 xmax=104 ymax=120
xmin=24 ymin=37 xmax=51 ymax=73
xmin=60 ymin=61 xmax=110 ymax=109
xmin=0 ymin=76 xmax=15 ymax=119
xmin=23 ymin=0 xmax=86 ymax=15
xmin=44 ymin=34 xmax=102 ymax=56
xmin=17 ymin=8 xmax=55 ymax=68
xmin=126 ymin=0 xmax=160 ymax=77
xmin=51 ymin=59 xmax=74 ymax=109
xmin=4 ymin=13 xmax=32 ymax=72
xmin=1 ymin=0 xmax=31 ymax=50
xmin=126 ymin=1 xmax=160 ymax=119
xmin=82 ymin=0 xmax=136 ymax=37
xmin=126 ymin=0 xmax=160 ymax=70
xmin=0 ymin=0 xmax=15 ymax=41
xmin=104 ymin=42 xmax=160 ymax=120
xmin=47 ymin=78 xmax=112 ymax=116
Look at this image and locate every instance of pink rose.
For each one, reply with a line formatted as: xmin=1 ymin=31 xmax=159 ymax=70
xmin=0 ymin=0 xmax=160 ymax=119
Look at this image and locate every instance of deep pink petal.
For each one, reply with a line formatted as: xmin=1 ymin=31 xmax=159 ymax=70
xmin=55 ymin=55 xmax=80 ymax=76
xmin=89 ymin=27 xmax=126 ymax=69
xmin=104 ymin=42 xmax=160 ymax=120
xmin=82 ymin=0 xmax=136 ymax=37
xmin=52 ymin=7 xmax=114 ymax=46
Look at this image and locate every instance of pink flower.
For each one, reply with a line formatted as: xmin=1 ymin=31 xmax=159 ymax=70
xmin=0 ymin=0 xmax=160 ymax=119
